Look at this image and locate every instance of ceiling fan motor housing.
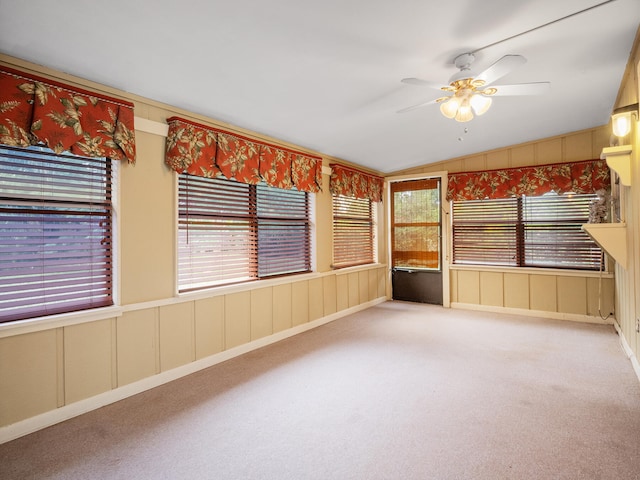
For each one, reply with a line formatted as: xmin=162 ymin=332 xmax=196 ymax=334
xmin=449 ymin=53 xmax=476 ymax=84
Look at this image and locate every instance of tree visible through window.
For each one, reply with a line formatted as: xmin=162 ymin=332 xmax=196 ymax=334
xmin=391 ymin=179 xmax=441 ymax=270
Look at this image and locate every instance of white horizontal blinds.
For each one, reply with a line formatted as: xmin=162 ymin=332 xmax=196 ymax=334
xmin=178 ymin=174 xmax=311 ymax=291
xmin=332 ymin=195 xmax=374 ymax=268
xmin=523 ymin=193 xmax=601 ymax=269
xmin=256 ymin=184 xmax=310 ymax=277
xmin=178 ymin=175 xmax=255 ymax=291
xmin=452 ymin=198 xmax=519 ymax=266
xmin=0 ymin=145 xmax=112 ymax=323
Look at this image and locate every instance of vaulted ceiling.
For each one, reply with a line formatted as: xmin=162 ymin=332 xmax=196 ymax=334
xmin=1 ymin=0 xmax=638 ymax=173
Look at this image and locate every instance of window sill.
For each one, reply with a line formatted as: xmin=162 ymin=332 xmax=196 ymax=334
xmin=332 ymin=263 xmax=386 ymax=275
xmin=449 ymin=264 xmax=614 ymax=279
xmin=0 ymin=305 xmax=124 ymax=339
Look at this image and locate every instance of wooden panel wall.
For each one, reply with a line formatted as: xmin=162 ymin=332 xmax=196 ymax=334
xmin=0 ymin=266 xmax=387 ymax=427
xmin=451 ymin=268 xmax=615 ymax=319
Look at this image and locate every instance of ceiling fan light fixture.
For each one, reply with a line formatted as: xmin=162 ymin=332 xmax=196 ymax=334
xmin=455 ymin=103 xmax=474 ymax=123
xmin=440 ymin=96 xmax=460 ymax=119
xmin=470 ymin=93 xmax=492 ymax=115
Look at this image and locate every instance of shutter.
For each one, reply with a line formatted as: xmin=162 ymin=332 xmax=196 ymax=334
xmin=452 ymin=198 xmax=519 ymax=266
xmin=0 ymin=145 xmax=112 ymax=323
xmin=332 ymin=195 xmax=374 ymax=268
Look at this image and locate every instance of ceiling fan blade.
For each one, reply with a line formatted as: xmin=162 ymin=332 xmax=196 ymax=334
xmin=488 ymin=82 xmax=551 ymax=96
xmin=396 ymin=97 xmax=443 ymax=114
xmin=401 ymin=77 xmax=446 ymax=90
xmin=474 ymin=55 xmax=527 ymax=86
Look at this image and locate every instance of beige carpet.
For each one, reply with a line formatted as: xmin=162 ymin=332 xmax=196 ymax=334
xmin=2 ymin=302 xmax=640 ymax=480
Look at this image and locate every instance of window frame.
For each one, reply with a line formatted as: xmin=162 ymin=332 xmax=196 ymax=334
xmin=0 ymin=145 xmax=115 ymax=324
xmin=177 ymin=173 xmax=312 ymax=292
xmin=451 ymin=193 xmax=604 ymax=271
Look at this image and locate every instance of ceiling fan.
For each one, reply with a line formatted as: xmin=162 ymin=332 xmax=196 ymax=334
xmin=398 ymin=53 xmax=550 ymax=122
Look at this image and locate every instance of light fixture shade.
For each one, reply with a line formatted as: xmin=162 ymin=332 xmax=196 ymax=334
xmin=440 ymin=97 xmax=460 ymax=119
xmin=470 ymin=94 xmax=492 ymax=115
xmin=612 ymin=111 xmax=631 ymax=137
xmin=455 ymin=104 xmax=473 ymax=122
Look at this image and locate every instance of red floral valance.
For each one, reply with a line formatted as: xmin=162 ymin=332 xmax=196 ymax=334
xmin=165 ymin=116 xmax=322 ymax=193
xmin=446 ymin=159 xmax=610 ymax=201
xmin=329 ymin=163 xmax=384 ymax=202
xmin=0 ymin=66 xmax=136 ymax=163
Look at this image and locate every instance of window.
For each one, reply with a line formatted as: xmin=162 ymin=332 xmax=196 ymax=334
xmin=0 ymin=145 xmax=113 ymax=323
xmin=452 ymin=192 xmax=602 ymax=270
xmin=332 ymin=195 xmax=375 ymax=268
xmin=178 ymin=173 xmax=310 ymax=291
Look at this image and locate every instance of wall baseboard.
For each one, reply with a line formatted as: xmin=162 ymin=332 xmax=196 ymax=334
xmin=0 ymin=297 xmax=386 ymax=444
xmin=450 ymin=302 xmax=614 ymax=325
xmin=613 ymin=320 xmax=640 ymax=384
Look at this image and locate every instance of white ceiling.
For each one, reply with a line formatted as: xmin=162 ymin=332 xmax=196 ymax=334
xmin=0 ymin=0 xmax=638 ymax=173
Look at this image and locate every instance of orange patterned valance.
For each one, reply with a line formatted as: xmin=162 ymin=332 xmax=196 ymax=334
xmin=446 ymin=159 xmax=610 ymax=201
xmin=0 ymin=66 xmax=136 ymax=163
xmin=329 ymin=163 xmax=384 ymax=202
xmin=165 ymin=116 xmax=322 ymax=193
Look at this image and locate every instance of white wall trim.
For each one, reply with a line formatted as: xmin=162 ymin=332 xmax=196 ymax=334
xmin=613 ymin=320 xmax=640 ymax=384
xmin=450 ymin=264 xmax=615 ymax=279
xmin=134 ymin=117 xmax=169 ymax=137
xmin=450 ymin=302 xmax=615 ymax=325
xmin=0 ymin=297 xmax=386 ymax=444
xmin=0 ymin=265 xmax=387 ymax=339
xmin=0 ymin=306 xmax=124 ymax=339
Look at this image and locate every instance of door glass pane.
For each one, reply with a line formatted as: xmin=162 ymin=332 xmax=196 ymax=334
xmin=391 ymin=179 xmax=441 ymax=270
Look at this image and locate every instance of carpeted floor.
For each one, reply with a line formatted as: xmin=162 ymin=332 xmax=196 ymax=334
xmin=2 ymin=302 xmax=640 ymax=480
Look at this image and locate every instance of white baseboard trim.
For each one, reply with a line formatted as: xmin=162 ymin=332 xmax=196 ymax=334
xmin=450 ymin=302 xmax=615 ymax=325
xmin=0 ymin=297 xmax=386 ymax=444
xmin=613 ymin=320 xmax=640 ymax=384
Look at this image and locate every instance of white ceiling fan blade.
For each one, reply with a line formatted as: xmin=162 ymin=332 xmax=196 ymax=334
xmin=401 ymin=78 xmax=446 ymax=90
xmin=474 ymin=55 xmax=527 ymax=86
xmin=396 ymin=97 xmax=443 ymax=114
xmin=488 ymin=82 xmax=551 ymax=96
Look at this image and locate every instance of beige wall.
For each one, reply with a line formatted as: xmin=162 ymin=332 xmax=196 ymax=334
xmin=0 ymin=55 xmax=388 ymax=433
xmin=611 ymin=30 xmax=640 ymax=365
xmin=389 ymin=125 xmax=617 ymax=321
xmin=391 ymin=125 xmax=610 ymax=177
xmin=451 ymin=268 xmax=615 ymax=320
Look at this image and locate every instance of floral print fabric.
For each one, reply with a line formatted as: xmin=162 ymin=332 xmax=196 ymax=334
xmin=446 ymin=159 xmax=610 ymax=201
xmin=0 ymin=66 xmax=136 ymax=163
xmin=165 ymin=116 xmax=322 ymax=193
xmin=291 ymin=154 xmax=322 ymax=193
xmin=330 ymin=163 xmax=384 ymax=202
xmin=216 ymin=132 xmax=261 ymax=184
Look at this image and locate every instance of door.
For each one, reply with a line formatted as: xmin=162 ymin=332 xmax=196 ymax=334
xmin=390 ymin=178 xmax=442 ymax=304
